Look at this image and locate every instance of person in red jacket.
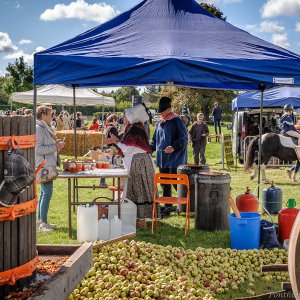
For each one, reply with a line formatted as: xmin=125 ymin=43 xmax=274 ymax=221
xmin=89 ymin=118 xmax=100 ymax=131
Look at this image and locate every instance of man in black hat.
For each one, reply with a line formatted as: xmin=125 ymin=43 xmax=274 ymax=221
xmin=151 ymin=97 xmax=188 ymax=215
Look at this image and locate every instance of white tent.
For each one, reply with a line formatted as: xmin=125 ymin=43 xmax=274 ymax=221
xmin=11 ymin=85 xmax=115 ymax=107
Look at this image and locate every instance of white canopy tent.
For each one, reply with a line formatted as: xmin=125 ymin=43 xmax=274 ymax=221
xmin=11 ymin=85 xmax=115 ymax=107
xmin=12 ymin=85 xmax=115 ymax=155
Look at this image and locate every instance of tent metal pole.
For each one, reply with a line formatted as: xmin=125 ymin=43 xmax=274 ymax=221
xmin=33 ymin=85 xmax=37 ymax=123
xmin=72 ymin=85 xmax=77 ymax=158
xmin=257 ymin=84 xmax=265 ymax=199
xmin=101 ymin=105 xmax=104 ymax=149
xmin=235 ymin=106 xmax=238 ymax=171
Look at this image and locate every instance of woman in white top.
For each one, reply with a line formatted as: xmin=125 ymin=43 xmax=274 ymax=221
xmin=106 ymin=104 xmax=155 ymax=229
xmin=35 ymin=106 xmax=65 ymax=232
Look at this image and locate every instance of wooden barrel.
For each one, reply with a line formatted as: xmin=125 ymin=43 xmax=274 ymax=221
xmin=0 ymin=116 xmax=36 ymax=297
xmin=195 ymin=172 xmax=231 ymax=231
xmin=288 ymin=212 xmax=300 ymax=300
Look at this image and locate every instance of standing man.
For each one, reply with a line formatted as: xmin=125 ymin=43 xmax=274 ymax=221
xmin=189 ymin=113 xmax=209 ymax=165
xmin=151 ymin=97 xmax=188 ymax=214
xmin=212 ymin=101 xmax=222 ymax=135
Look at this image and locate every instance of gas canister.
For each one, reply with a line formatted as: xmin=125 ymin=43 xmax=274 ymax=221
xmin=236 ymin=187 xmax=259 ymax=212
xmin=278 ymin=199 xmax=299 ymax=242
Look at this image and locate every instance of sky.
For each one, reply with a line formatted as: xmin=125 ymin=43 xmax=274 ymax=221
xmin=1 ymin=0 xmax=300 ymax=86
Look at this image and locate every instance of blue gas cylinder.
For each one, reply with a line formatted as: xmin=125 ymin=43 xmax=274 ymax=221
xmin=262 ymin=182 xmax=282 ymax=214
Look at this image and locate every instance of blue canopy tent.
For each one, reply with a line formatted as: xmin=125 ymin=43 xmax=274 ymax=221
xmin=232 ymin=86 xmax=300 ymax=110
xmin=33 ymin=0 xmax=300 ymax=192
xmin=34 ymin=0 xmax=300 ymax=89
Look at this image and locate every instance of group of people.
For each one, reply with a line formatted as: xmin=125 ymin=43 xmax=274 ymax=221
xmin=35 ymin=97 xmax=223 ymax=231
xmin=1 ymin=107 xmax=33 ymax=116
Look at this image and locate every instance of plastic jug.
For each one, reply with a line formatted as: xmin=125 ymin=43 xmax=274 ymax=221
xmin=98 ymin=215 xmax=110 ymax=241
xmin=110 ymin=216 xmax=122 ymax=239
xmin=77 ymin=204 xmax=98 ymax=242
xmin=108 ymin=199 xmax=137 ymax=234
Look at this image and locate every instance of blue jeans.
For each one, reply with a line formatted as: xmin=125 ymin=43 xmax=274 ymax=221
xmin=100 ymin=178 xmax=106 ymax=184
xmin=38 ymin=181 xmax=53 ymax=222
xmin=214 ymin=119 xmax=221 ymax=134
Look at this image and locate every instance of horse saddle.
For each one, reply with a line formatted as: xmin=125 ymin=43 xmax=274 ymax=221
xmin=280 ymin=132 xmax=298 ymax=145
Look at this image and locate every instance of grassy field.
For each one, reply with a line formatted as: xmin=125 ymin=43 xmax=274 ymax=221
xmin=36 ymin=123 xmax=297 ymax=298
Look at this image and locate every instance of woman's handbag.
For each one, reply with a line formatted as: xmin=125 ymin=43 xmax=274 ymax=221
xmin=36 ymin=166 xmax=58 ymax=184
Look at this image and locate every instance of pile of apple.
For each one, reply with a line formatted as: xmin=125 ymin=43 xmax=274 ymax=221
xmin=68 ymin=240 xmax=288 ymax=300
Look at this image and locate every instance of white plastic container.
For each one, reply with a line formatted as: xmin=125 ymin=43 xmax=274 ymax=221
xmin=98 ymin=215 xmax=110 ymax=241
xmin=109 ymin=216 xmax=122 ymax=239
xmin=77 ymin=204 xmax=98 ymax=242
xmin=108 ymin=199 xmax=137 ymax=234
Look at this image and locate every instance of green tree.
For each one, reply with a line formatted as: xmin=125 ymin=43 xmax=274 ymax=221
xmin=199 ymin=3 xmax=226 ymax=20
xmin=113 ymin=87 xmax=140 ymax=103
xmin=4 ymin=56 xmax=33 ymax=95
xmin=142 ymin=86 xmax=160 ymax=103
xmin=116 ymin=100 xmax=132 ymax=112
xmin=0 ymin=76 xmax=11 ymax=104
xmin=159 ymin=85 xmax=236 ymax=120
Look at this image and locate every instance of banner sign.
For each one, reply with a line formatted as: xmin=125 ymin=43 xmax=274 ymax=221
xmin=223 ymin=134 xmax=234 ymax=170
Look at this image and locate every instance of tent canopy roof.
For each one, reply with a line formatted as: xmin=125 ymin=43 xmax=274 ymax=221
xmin=34 ymin=0 xmax=300 ymax=90
xmin=232 ymin=86 xmax=300 ymax=110
xmin=12 ymin=85 xmax=115 ymax=107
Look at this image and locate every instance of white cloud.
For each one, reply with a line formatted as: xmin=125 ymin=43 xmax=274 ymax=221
xmin=40 ymin=0 xmax=118 ymax=23
xmin=4 ymin=50 xmax=33 ymax=63
xmin=272 ymin=33 xmax=290 ymax=49
xmin=244 ymin=21 xmax=290 ymax=49
xmin=35 ymin=46 xmax=46 ymax=53
xmin=245 ymin=21 xmax=284 ymax=34
xmin=4 ymin=46 xmax=46 ymax=64
xmin=261 ymin=0 xmax=300 ymax=18
xmin=296 ymin=22 xmax=300 ymax=32
xmin=19 ymin=39 xmax=32 ymax=45
xmin=260 ymin=21 xmax=284 ymax=33
xmin=0 ymin=32 xmax=18 ymax=53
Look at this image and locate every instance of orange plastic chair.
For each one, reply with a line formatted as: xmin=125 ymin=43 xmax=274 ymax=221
xmin=152 ymin=173 xmax=190 ymax=236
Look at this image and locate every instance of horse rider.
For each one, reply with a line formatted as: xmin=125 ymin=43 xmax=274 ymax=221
xmin=280 ymin=104 xmax=300 ymax=146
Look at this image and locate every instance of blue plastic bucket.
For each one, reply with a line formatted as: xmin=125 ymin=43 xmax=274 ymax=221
xmin=229 ymin=212 xmax=261 ymax=250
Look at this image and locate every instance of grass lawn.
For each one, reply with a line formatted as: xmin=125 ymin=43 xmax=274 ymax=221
xmin=37 ymin=123 xmax=297 ymax=298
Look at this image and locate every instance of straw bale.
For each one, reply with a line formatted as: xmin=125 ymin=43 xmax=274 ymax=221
xmin=56 ymin=130 xmax=105 ymax=156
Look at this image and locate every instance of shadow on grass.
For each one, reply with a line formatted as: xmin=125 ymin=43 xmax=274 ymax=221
xmin=136 ymin=215 xmax=230 ymax=250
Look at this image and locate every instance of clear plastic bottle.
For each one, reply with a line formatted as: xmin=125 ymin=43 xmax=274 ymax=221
xmin=109 ymin=216 xmax=122 ymax=239
xmin=98 ymin=215 xmax=110 ymax=241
